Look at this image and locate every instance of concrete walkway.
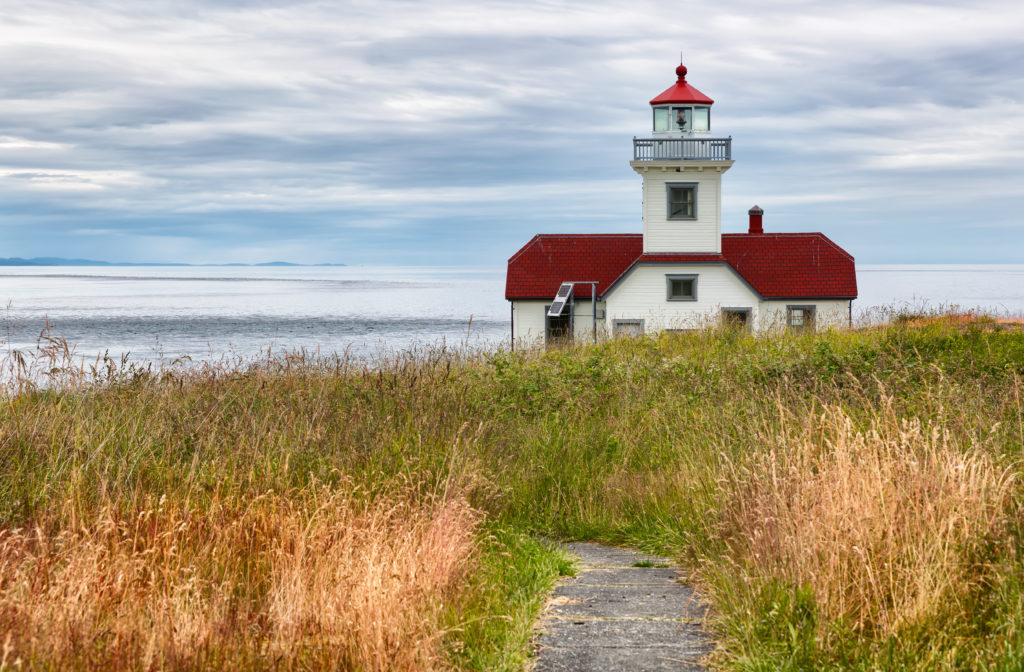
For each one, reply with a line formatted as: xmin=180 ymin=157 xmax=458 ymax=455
xmin=533 ymin=542 xmax=713 ymax=672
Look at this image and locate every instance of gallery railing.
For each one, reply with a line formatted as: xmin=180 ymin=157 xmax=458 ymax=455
xmin=632 ymin=137 xmax=732 ymax=161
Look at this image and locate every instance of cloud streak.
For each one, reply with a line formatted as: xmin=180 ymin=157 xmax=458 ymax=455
xmin=1 ymin=0 xmax=1022 ymax=264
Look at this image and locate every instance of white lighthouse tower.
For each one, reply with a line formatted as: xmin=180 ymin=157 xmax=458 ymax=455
xmin=631 ymin=63 xmax=733 ymax=254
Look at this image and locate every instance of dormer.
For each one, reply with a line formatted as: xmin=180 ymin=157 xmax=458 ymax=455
xmin=649 ymin=64 xmax=714 ymax=138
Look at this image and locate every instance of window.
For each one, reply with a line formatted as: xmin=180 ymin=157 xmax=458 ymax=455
xmin=666 ymin=274 xmax=698 ymax=301
xmin=651 ymin=105 xmax=711 ymax=133
xmin=613 ymin=319 xmax=644 ymax=338
xmin=653 ymin=107 xmax=670 ymax=132
xmin=667 ymin=183 xmax=696 ymax=220
xmin=722 ymin=308 xmax=751 ymax=329
xmin=545 ymin=305 xmax=571 ymax=344
xmin=673 ymin=107 xmax=691 ymax=131
xmin=786 ymin=305 xmax=816 ymax=330
xmin=692 ymin=107 xmax=710 ymax=132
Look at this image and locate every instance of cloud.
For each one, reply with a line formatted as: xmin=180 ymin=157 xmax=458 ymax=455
xmin=0 ymin=167 xmax=161 ymax=191
xmin=1 ymin=0 xmax=1022 ymax=263
xmin=0 ymin=136 xmax=68 ymax=150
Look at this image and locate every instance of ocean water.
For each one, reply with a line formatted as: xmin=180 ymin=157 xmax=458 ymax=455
xmin=2 ymin=264 xmax=1023 ymax=366
xmin=0 ymin=266 xmax=509 ymax=365
xmin=855 ymin=265 xmax=1024 ymax=318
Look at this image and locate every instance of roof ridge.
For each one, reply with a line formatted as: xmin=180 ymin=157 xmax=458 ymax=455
xmin=723 ymin=232 xmax=855 ymax=262
xmin=639 ymin=252 xmax=726 ymax=257
xmin=508 ymin=233 xmax=642 ymax=264
xmin=533 ymin=233 xmax=641 ymax=238
xmin=808 ymin=232 xmax=855 ymax=262
xmin=723 ymin=232 xmax=823 ymax=237
xmin=506 ymin=233 xmax=542 ymax=265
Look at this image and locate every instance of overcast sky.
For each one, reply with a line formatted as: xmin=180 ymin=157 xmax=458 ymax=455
xmin=2 ymin=0 xmax=1022 ymax=265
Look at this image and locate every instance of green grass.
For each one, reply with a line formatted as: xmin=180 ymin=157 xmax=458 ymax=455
xmin=445 ymin=528 xmax=574 ymax=671
xmin=2 ymin=316 xmax=1024 ymax=669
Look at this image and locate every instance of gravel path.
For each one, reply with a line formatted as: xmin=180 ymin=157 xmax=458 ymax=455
xmin=532 ymin=542 xmax=713 ymax=672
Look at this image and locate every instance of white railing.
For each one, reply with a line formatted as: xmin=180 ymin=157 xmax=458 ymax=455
xmin=633 ymin=137 xmax=732 ymax=161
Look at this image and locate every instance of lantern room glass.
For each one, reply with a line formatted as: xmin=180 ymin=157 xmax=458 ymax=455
xmin=692 ymin=107 xmax=709 ymax=131
xmin=673 ymin=108 xmax=691 ymax=131
xmin=652 ymin=106 xmax=710 ymax=133
xmin=653 ymin=107 xmax=670 ymax=132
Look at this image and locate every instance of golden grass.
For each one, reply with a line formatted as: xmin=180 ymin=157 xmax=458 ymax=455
xmin=721 ymin=402 xmax=1018 ymax=637
xmin=3 ymin=316 xmax=1023 ymax=669
xmin=0 ymin=487 xmax=479 ymax=671
xmin=896 ymin=312 xmax=1024 ymax=329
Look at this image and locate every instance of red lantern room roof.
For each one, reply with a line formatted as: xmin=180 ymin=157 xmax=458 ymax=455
xmin=649 ymin=63 xmax=714 ymax=106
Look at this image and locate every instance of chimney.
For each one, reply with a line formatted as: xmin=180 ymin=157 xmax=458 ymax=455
xmin=748 ymin=205 xmax=764 ymax=234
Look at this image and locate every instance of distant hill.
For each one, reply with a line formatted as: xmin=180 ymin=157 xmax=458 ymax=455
xmin=0 ymin=256 xmax=114 ymax=266
xmin=0 ymin=257 xmax=345 ymax=267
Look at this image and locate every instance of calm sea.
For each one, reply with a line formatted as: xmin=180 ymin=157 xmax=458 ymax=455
xmin=2 ymin=264 xmax=1023 ymax=365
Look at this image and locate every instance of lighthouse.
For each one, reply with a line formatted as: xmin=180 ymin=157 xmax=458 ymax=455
xmin=632 ymin=62 xmax=733 ymax=255
xmin=504 ymin=62 xmax=857 ymax=344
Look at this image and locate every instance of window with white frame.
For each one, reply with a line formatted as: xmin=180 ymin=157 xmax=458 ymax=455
xmin=786 ymin=305 xmax=816 ymax=330
xmin=667 ymin=183 xmax=696 ymax=220
xmin=666 ymin=274 xmax=697 ymax=301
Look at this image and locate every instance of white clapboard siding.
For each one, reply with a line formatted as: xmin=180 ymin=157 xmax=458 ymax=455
xmin=604 ymin=264 xmax=758 ymax=332
xmin=511 ymin=300 xmax=547 ymax=345
xmin=757 ymin=300 xmax=851 ymax=332
xmin=513 ymin=299 xmax=609 ymax=346
xmin=569 ymin=299 xmax=607 ymax=341
xmin=639 ymin=165 xmax=726 ymax=254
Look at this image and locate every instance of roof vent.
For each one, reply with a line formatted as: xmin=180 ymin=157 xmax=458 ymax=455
xmin=748 ymin=205 xmax=764 ymax=234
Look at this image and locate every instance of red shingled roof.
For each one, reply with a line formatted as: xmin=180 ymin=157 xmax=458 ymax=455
xmin=505 ymin=232 xmax=857 ymax=300
xmin=721 ymin=233 xmax=857 ymax=299
xmin=505 ymin=234 xmax=642 ymax=300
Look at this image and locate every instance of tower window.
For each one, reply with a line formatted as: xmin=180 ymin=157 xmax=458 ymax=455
xmin=666 ymin=274 xmax=698 ymax=301
xmin=666 ymin=183 xmax=697 ymax=220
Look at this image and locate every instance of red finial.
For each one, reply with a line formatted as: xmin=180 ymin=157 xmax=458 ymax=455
xmin=676 ymin=63 xmax=688 ymax=82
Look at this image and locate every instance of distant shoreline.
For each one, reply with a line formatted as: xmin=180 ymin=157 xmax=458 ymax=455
xmin=0 ymin=257 xmax=345 ymax=267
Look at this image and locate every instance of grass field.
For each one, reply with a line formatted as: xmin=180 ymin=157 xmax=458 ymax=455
xmin=2 ymin=315 xmax=1023 ymax=670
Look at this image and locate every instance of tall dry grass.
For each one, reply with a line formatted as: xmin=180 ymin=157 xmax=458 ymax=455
xmin=0 ymin=486 xmax=478 ymax=671
xmin=719 ymin=402 xmax=1018 ymax=638
xmin=3 ymin=315 xmax=1023 ymax=669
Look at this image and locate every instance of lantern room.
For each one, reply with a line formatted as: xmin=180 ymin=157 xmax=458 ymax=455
xmin=649 ymin=63 xmax=714 ymax=137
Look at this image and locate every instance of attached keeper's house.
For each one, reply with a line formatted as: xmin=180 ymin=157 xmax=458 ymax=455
xmin=505 ymin=63 xmax=857 ymax=345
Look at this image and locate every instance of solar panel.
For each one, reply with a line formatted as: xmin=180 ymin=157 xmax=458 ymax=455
xmin=547 ymin=282 xmax=574 ymax=316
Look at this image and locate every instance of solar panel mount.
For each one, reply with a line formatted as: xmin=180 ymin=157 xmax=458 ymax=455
xmin=547 ymin=282 xmax=575 ymax=317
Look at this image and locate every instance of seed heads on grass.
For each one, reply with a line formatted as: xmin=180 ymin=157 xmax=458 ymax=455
xmin=720 ymin=405 xmax=1017 ymax=638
